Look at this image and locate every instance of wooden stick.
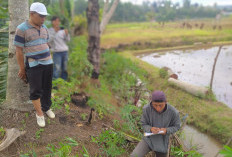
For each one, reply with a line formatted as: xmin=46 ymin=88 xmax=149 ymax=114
xmin=167 ymin=136 xmax=172 ymax=157
xmin=210 ymin=46 xmax=222 ymax=90
xmin=214 ymin=136 xmax=232 ymax=157
xmin=173 ymin=133 xmax=189 ymax=152
xmin=102 ymin=123 xmax=140 ymax=142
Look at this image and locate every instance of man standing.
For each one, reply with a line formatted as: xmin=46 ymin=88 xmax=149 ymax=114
xmin=48 ymin=16 xmax=70 ymax=80
xmin=131 ymin=91 xmax=181 ymax=157
xmin=14 ymin=2 xmax=55 ymax=127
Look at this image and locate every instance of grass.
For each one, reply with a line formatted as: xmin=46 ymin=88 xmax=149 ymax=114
xmin=119 ymin=51 xmax=232 ymax=146
xmin=101 ymin=18 xmax=232 ymax=49
xmin=91 ymin=129 xmax=127 ymax=156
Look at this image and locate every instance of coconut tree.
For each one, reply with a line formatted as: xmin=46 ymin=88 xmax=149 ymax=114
xmin=3 ymin=0 xmax=33 ymax=111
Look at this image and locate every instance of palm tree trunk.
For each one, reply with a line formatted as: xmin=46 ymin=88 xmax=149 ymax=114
xmin=3 ymin=0 xmax=34 ymax=111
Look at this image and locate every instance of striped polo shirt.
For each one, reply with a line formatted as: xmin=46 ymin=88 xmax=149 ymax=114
xmin=14 ymin=21 xmax=53 ymax=67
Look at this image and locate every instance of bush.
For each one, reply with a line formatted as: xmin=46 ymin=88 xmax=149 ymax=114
xmin=91 ymin=130 xmax=126 ymax=156
xmin=159 ymin=68 xmax=168 ymax=78
xmin=101 ymin=51 xmax=148 ymax=103
xmin=71 ymin=15 xmax=87 ymax=36
xmin=120 ymin=105 xmax=143 ymax=138
xmin=68 ymin=36 xmax=93 ymax=80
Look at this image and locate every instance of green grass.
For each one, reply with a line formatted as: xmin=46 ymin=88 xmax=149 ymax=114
xmin=101 ymin=18 xmax=232 ymax=49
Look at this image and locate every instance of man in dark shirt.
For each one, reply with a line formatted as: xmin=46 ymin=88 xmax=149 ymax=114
xmin=131 ymin=90 xmax=181 ymax=157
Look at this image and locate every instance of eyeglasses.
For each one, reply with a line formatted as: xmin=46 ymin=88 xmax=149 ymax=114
xmin=38 ymin=14 xmax=46 ymax=18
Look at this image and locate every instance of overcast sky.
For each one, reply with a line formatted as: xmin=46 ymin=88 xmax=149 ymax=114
xmin=120 ymin=0 xmax=232 ymax=6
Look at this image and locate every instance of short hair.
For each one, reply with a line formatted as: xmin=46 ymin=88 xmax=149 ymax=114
xmin=51 ymin=16 xmax=59 ymax=22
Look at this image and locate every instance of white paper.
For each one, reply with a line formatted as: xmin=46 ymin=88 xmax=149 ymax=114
xmin=144 ymin=131 xmax=164 ymax=137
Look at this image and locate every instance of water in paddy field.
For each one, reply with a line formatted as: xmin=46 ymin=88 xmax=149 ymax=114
xmin=140 ymin=45 xmax=232 ymax=108
xmin=183 ymin=125 xmax=223 ymax=157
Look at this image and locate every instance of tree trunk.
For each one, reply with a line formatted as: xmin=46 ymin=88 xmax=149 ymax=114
xmin=102 ymin=0 xmax=109 ymax=18
xmin=59 ymin=0 xmax=65 ymax=16
xmin=86 ymin=0 xmax=100 ymax=79
xmin=100 ymin=0 xmax=119 ymax=35
xmin=3 ymin=0 xmax=33 ymax=111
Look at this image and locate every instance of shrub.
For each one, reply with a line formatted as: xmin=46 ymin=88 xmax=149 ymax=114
xmin=91 ymin=130 xmax=126 ymax=156
xmin=159 ymin=68 xmax=168 ymax=78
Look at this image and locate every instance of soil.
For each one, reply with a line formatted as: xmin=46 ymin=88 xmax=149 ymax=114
xmin=0 ymin=98 xmax=128 ymax=156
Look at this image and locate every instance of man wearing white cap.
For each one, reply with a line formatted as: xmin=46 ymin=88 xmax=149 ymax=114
xmin=14 ymin=2 xmax=55 ymax=127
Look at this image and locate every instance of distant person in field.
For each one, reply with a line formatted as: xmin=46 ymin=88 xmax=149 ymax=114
xmin=48 ymin=16 xmax=70 ymax=80
xmin=131 ymin=91 xmax=181 ymax=157
xmin=14 ymin=2 xmax=55 ymax=128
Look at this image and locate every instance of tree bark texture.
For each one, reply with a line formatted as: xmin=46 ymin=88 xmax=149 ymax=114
xmin=87 ymin=0 xmax=100 ymax=78
xmin=4 ymin=0 xmax=34 ymax=111
xmin=100 ymin=0 xmax=119 ymax=35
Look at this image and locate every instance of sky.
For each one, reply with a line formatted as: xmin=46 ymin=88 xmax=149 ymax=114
xmin=120 ymin=0 xmax=232 ymax=6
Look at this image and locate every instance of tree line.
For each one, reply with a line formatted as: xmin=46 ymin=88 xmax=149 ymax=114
xmin=31 ymin=0 xmax=222 ymax=23
xmin=0 ymin=0 xmax=224 ymax=28
xmin=75 ymin=0 xmax=221 ymax=23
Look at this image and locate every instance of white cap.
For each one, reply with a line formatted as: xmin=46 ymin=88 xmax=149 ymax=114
xmin=30 ymin=2 xmax=48 ymax=15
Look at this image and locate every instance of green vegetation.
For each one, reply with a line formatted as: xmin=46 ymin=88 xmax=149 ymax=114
xmin=35 ymin=128 xmax=44 ymax=139
xmin=68 ymin=36 xmax=93 ymax=80
xmin=45 ymin=137 xmax=78 ymax=157
xmin=0 ymin=32 xmax=8 ymax=104
xmin=101 ymin=19 xmax=232 ymax=49
xmin=101 ymin=51 xmax=148 ymax=104
xmin=20 ymin=150 xmax=37 ymax=157
xmin=120 ymin=105 xmax=143 ymax=138
xmin=0 ymin=126 xmax=5 ymax=140
xmin=91 ymin=129 xmax=127 ymax=156
xmin=171 ymin=146 xmax=203 ymax=157
xmin=80 ymin=113 xmax=88 ymax=121
xmin=20 ymin=119 xmax=26 ymax=131
xmin=159 ymin=68 xmax=168 ymax=79
xmin=51 ymin=78 xmax=79 ymax=110
xmin=20 ymin=137 xmax=79 ymax=157
xmin=220 ymin=145 xmax=232 ymax=157
xmin=79 ymin=145 xmax=90 ymax=157
xmin=71 ymin=0 xmax=221 ymax=23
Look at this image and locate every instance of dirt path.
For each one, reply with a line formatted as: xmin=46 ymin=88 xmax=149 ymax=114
xmin=0 ymin=102 xmax=119 ymax=156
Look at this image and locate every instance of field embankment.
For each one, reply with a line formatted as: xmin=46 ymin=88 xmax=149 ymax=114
xmin=119 ymin=50 xmax=232 ymax=146
xmin=101 ymin=18 xmax=232 ymax=51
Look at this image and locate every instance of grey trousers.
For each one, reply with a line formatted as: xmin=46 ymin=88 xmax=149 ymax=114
xmin=130 ymin=139 xmax=167 ymax=157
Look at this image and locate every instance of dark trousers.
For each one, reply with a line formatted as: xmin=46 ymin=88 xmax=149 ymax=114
xmin=131 ymin=139 xmax=167 ymax=157
xmin=26 ymin=64 xmax=53 ymax=112
xmin=53 ymin=51 xmax=68 ymax=80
